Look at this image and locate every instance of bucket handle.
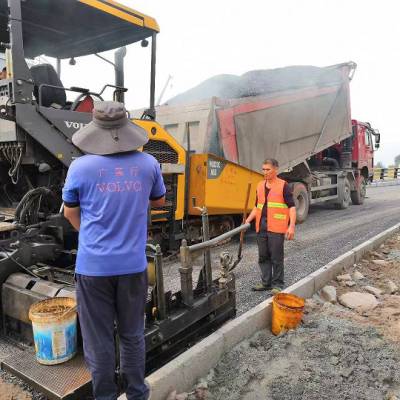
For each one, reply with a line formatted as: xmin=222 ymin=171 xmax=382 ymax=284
xmin=59 ymin=305 xmax=77 ymax=319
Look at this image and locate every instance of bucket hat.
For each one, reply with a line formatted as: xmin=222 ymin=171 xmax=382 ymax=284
xmin=72 ymin=101 xmax=148 ymax=155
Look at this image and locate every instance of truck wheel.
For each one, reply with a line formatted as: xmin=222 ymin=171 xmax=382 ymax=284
xmin=351 ymin=177 xmax=366 ymax=205
xmin=335 ymin=177 xmax=351 ymax=209
xmin=292 ymin=182 xmax=309 ymax=223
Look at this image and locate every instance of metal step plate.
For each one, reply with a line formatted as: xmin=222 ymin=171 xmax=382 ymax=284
xmin=1 ymin=350 xmax=92 ymax=400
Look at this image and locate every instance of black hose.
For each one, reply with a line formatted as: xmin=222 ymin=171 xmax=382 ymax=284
xmin=322 ymin=157 xmax=340 ymax=169
xmin=15 ymin=187 xmax=52 ymax=225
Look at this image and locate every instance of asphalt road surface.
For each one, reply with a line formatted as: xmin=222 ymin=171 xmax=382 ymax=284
xmin=163 ymin=184 xmax=400 ymax=315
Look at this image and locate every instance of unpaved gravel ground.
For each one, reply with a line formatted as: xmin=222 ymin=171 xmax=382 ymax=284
xmin=177 ymin=232 xmax=400 ymax=400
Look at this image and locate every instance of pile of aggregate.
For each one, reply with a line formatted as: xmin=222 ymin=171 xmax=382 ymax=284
xmin=202 ymin=312 xmax=400 ymax=400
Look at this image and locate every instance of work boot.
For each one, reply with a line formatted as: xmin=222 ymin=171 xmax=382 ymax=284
xmin=271 ymin=287 xmax=282 ymax=295
xmin=145 ymin=380 xmax=152 ymax=400
xmin=252 ymin=283 xmax=271 ymax=291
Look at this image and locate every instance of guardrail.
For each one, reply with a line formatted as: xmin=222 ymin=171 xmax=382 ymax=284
xmin=372 ymin=167 xmax=399 ymax=181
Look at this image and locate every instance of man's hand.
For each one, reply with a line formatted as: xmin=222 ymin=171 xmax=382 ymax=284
xmin=285 ymin=225 xmax=295 ymax=240
xmin=245 ymin=207 xmax=257 ymax=225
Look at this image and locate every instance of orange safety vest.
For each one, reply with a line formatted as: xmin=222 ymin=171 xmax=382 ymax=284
xmin=255 ymin=178 xmax=290 ymax=234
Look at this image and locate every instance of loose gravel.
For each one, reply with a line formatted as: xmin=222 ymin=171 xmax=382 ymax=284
xmin=177 ymin=232 xmax=400 ymax=400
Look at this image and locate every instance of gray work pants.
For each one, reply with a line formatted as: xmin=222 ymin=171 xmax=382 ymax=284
xmin=257 ymin=231 xmax=285 ymax=288
xmin=76 ymin=271 xmax=149 ymax=400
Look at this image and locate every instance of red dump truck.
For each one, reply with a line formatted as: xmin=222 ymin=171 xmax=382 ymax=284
xmin=144 ymin=61 xmax=380 ymax=222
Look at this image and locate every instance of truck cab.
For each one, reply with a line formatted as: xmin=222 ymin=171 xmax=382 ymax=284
xmin=352 ymin=119 xmax=380 ymax=182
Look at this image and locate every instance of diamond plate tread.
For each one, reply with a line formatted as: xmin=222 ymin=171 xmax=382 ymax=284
xmin=1 ymin=350 xmax=91 ymax=400
xmin=0 ymin=336 xmax=23 ymax=362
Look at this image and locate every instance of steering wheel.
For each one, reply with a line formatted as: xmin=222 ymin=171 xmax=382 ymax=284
xmin=70 ymin=92 xmax=104 ymax=111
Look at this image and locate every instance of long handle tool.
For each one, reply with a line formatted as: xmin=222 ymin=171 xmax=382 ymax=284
xmin=229 ymin=182 xmax=252 ymax=272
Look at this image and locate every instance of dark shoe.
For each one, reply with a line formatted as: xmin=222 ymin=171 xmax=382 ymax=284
xmin=145 ymin=379 xmax=152 ymax=400
xmin=252 ymin=283 xmax=271 ymax=291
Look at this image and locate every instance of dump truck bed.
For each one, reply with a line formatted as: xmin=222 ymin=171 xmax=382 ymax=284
xmin=145 ymin=62 xmax=355 ymax=172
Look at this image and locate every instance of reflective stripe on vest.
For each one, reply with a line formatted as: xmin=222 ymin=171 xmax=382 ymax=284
xmin=273 ymin=213 xmax=287 ymax=220
xmin=257 ymin=202 xmax=288 ymax=210
xmin=267 ymin=202 xmax=288 ymax=209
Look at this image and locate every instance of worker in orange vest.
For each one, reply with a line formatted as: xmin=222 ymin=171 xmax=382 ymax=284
xmin=245 ymin=158 xmax=296 ymax=293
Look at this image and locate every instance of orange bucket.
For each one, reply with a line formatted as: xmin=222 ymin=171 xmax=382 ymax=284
xmin=271 ymin=293 xmax=305 ymax=336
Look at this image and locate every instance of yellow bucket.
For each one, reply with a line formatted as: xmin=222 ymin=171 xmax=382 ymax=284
xmin=271 ymin=293 xmax=305 ymax=336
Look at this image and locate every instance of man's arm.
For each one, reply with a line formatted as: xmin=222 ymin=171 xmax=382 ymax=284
xmin=245 ymin=207 xmax=257 ymax=224
xmin=286 ymin=206 xmax=296 ymax=240
xmin=284 ymin=183 xmax=296 ymax=240
xmin=150 ymin=196 xmax=166 ymax=208
xmin=245 ymin=191 xmax=258 ymax=224
xmin=64 ymin=205 xmax=81 ymax=231
xmin=149 ymin=161 xmax=166 ymax=208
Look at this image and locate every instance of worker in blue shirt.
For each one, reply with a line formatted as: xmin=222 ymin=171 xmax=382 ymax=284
xmin=63 ymin=102 xmax=165 ymax=400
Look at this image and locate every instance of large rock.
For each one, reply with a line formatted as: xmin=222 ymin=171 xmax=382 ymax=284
xmin=372 ymin=259 xmax=389 ymax=266
xmin=338 ymin=292 xmax=378 ymax=311
xmin=364 ymin=286 xmax=383 ymax=297
xmin=353 ymin=271 xmax=365 ymax=280
xmin=386 ymin=280 xmax=399 ymax=294
xmin=337 ymin=274 xmax=352 ymax=282
xmin=321 ymin=285 xmax=337 ymax=303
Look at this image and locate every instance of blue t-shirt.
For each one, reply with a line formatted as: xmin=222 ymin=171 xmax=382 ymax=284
xmin=62 ymin=151 xmax=166 ymax=276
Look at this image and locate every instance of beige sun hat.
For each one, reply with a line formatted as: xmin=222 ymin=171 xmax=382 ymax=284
xmin=72 ymin=101 xmax=148 ymax=155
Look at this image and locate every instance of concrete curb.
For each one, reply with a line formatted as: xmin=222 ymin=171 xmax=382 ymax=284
xmin=146 ymin=222 xmax=400 ymax=400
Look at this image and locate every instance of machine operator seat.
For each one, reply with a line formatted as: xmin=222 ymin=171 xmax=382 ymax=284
xmin=30 ymin=63 xmax=67 ymax=108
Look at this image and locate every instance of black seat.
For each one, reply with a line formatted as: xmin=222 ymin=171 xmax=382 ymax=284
xmin=30 ymin=64 xmax=66 ymax=108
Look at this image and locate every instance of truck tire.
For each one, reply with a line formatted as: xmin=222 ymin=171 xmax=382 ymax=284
xmin=351 ymin=177 xmax=366 ymax=205
xmin=335 ymin=177 xmax=351 ymax=209
xmin=292 ymin=182 xmax=309 ymax=223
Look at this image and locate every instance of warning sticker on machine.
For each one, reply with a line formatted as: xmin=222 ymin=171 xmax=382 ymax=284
xmin=207 ymin=158 xmax=226 ymax=179
xmin=52 ymin=330 xmax=67 ymax=358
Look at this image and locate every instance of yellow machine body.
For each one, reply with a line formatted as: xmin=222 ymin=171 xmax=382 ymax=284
xmin=188 ymin=154 xmax=263 ymax=215
xmin=134 ymin=119 xmax=186 ymax=222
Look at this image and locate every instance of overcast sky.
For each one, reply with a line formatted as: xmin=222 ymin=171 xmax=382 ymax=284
xmin=61 ymin=0 xmax=400 ymax=165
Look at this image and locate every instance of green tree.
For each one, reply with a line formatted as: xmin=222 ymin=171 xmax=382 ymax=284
xmin=395 ymin=154 xmax=400 ymax=167
xmin=375 ymin=161 xmax=385 ymax=169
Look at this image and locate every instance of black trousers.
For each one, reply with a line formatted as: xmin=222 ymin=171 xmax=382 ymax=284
xmin=76 ymin=271 xmax=148 ymax=400
xmin=257 ymin=231 xmax=285 ymax=288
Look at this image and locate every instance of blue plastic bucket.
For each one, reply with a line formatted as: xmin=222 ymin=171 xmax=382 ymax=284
xmin=29 ymin=297 xmax=77 ymax=365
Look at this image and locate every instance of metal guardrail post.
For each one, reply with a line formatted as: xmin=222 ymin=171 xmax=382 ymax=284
xmin=388 ymin=168 xmax=395 ymax=179
xmin=179 ymin=239 xmax=193 ymax=306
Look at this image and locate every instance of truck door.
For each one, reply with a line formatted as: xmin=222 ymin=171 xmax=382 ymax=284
xmin=364 ymin=128 xmax=374 ymax=172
